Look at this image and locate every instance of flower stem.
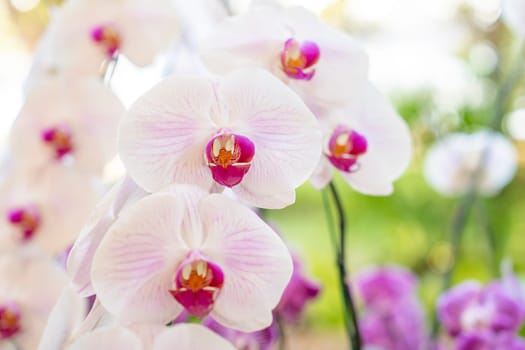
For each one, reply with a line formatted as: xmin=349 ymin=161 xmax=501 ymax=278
xmin=322 ymin=181 xmax=361 ymax=350
xmin=475 ymin=201 xmax=499 ymax=277
xmin=489 ymin=42 xmax=525 ymax=130
xmin=442 ymin=189 xmax=477 ymax=290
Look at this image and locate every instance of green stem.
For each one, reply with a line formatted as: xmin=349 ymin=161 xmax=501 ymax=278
xmin=322 ymin=181 xmax=361 ymax=350
xmin=442 ymin=189 xmax=477 ymax=290
xmin=321 ymin=188 xmax=340 ymax=256
xmin=489 ymin=43 xmax=525 ymax=130
xmin=475 ymin=201 xmax=499 ymax=277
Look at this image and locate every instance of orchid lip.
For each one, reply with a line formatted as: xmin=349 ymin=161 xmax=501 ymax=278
xmin=7 ymin=205 xmax=40 ymax=241
xmin=0 ymin=302 xmax=21 ymax=340
xmin=41 ymin=124 xmax=74 ymax=159
xmin=90 ymin=24 xmax=121 ymax=57
xmin=280 ymin=38 xmax=320 ymax=81
xmin=169 ymin=252 xmax=224 ymax=318
xmin=325 ymin=125 xmax=367 ymax=173
xmin=205 ymin=132 xmax=255 ymax=188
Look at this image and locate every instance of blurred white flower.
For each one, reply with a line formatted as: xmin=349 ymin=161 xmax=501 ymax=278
xmin=0 ymin=166 xmax=98 ymax=255
xmin=502 ymin=0 xmax=525 ymax=38
xmin=11 ymin=76 xmax=124 ymax=176
xmin=27 ymin=0 xmax=180 ymax=84
xmin=0 ymin=253 xmax=69 ymax=349
xmin=423 ymin=131 xmax=517 ymax=197
xmin=506 ymin=108 xmax=525 ymax=140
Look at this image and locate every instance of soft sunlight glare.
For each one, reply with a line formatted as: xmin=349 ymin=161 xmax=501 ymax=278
xmin=506 ymin=108 xmax=525 ymax=140
xmin=10 ymin=0 xmax=39 ymax=12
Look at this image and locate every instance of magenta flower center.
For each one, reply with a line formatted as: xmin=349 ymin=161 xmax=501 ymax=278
xmin=280 ymin=38 xmax=320 ymax=81
xmin=0 ymin=302 xmax=21 ymax=340
xmin=205 ymin=132 xmax=255 ymax=187
xmin=90 ymin=24 xmax=121 ymax=57
xmin=169 ymin=257 xmax=224 ymax=318
xmin=325 ymin=125 xmax=367 ymax=173
xmin=7 ymin=205 xmax=40 ymax=241
xmin=41 ymin=125 xmax=74 ymax=159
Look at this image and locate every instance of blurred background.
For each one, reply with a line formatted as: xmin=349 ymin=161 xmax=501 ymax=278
xmin=2 ymin=0 xmax=525 ymax=348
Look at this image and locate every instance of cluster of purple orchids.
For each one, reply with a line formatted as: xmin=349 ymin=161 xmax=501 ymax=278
xmin=355 ymin=265 xmax=525 ymax=350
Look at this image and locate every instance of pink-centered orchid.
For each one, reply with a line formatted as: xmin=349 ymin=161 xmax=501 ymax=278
xmin=200 ymin=4 xmax=369 ymax=112
xmin=0 ymin=166 xmax=97 ymax=255
xmin=118 ymin=69 xmax=321 ymax=209
xmin=423 ymin=131 xmax=517 ymax=197
xmin=28 ymin=0 xmax=180 ymax=81
xmin=10 ymin=77 xmax=124 ymax=175
xmin=91 ymin=185 xmax=293 ymax=332
xmin=0 ymin=254 xmax=70 ymax=350
xmin=310 ymin=83 xmax=412 ymax=195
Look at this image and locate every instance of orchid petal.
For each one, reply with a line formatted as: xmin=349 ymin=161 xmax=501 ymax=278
xmin=66 ymin=327 xmax=141 ymax=350
xmin=222 ymin=69 xmax=321 ymax=208
xmin=309 ymin=156 xmax=333 ymax=190
xmin=118 ymin=75 xmax=217 ymax=193
xmin=0 ymin=254 xmax=69 ymax=349
xmin=330 ymin=83 xmax=411 ymax=195
xmin=0 ymin=166 xmax=98 ymax=255
xmin=424 ymin=131 xmax=517 ymax=197
xmin=11 ymin=77 xmax=123 ymax=175
xmin=200 ymin=5 xmax=286 ymax=74
xmin=67 ymin=176 xmax=147 ymax=297
xmin=285 ymin=6 xmax=369 ymax=107
xmin=37 ymin=288 xmax=87 ymax=350
xmin=153 ymin=324 xmax=236 ymax=350
xmin=200 ymin=194 xmax=293 ymax=331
